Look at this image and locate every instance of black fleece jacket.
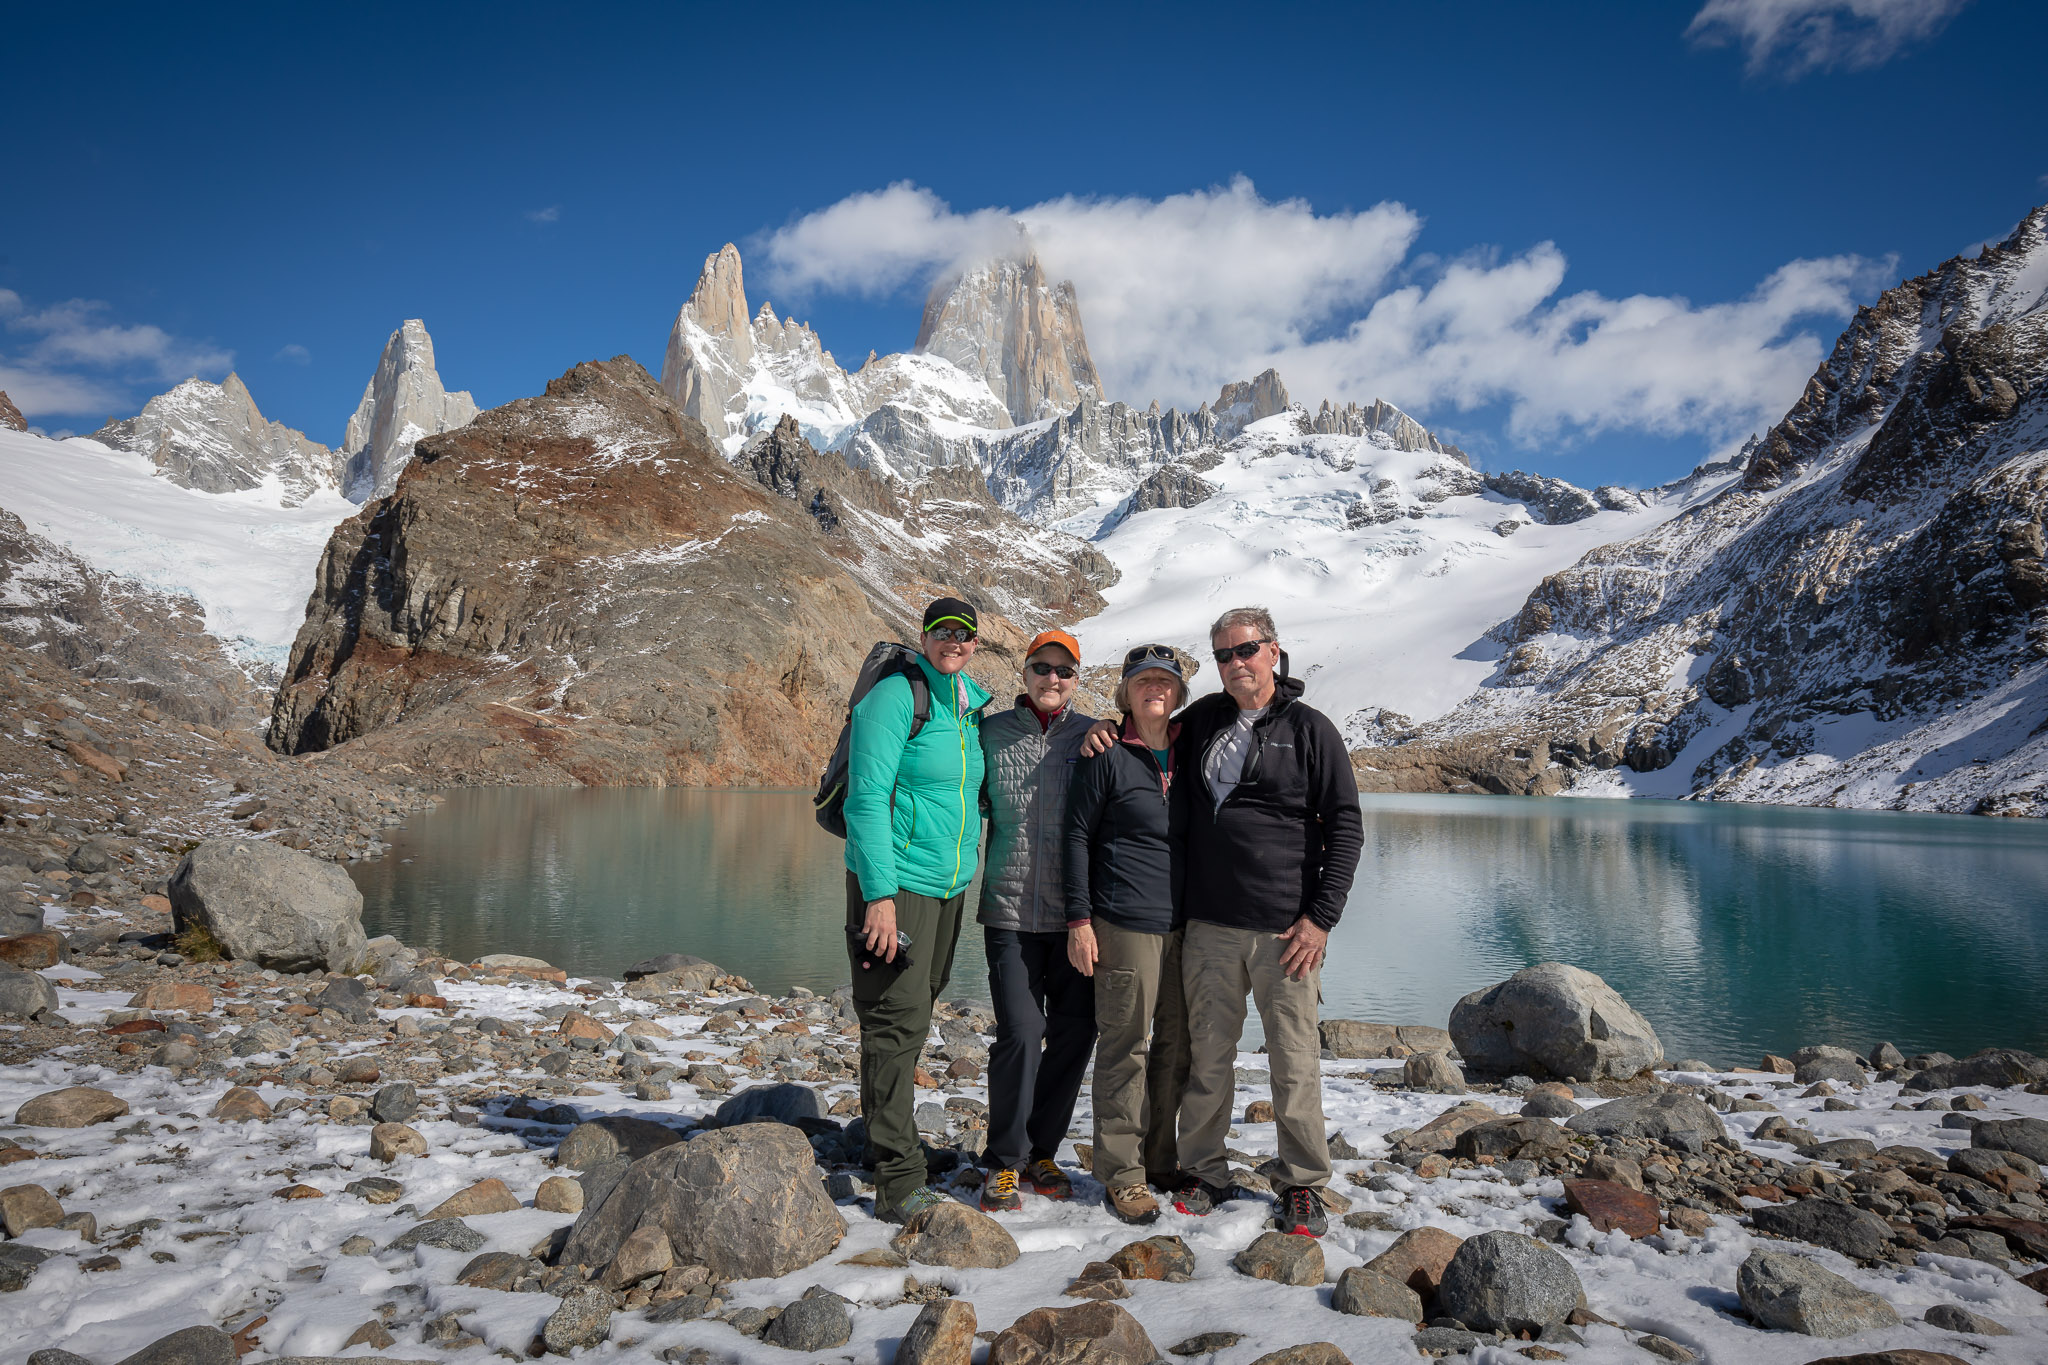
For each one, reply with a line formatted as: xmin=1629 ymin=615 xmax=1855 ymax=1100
xmin=1063 ymin=717 xmax=1178 ymax=935
xmin=1168 ymin=668 xmax=1364 ymax=933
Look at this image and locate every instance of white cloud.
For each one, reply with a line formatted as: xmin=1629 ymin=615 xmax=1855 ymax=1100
xmin=1686 ymin=0 xmax=1968 ymax=76
xmin=274 ymin=343 xmax=312 ymax=364
xmin=757 ymin=181 xmax=1889 ymax=451
xmin=0 ymin=290 xmax=233 ymax=419
xmin=526 ymin=205 xmax=561 ymax=224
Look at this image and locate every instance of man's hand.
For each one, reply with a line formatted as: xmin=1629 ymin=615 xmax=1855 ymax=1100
xmin=1276 ymin=915 xmax=1327 ymax=981
xmin=1067 ymin=923 xmax=1098 ymax=977
xmin=863 ymin=898 xmax=899 ymax=962
xmin=1077 ymin=718 xmax=1118 ymax=757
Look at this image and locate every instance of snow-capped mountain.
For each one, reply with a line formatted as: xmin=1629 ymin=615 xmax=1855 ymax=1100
xmin=1364 ymin=205 xmax=2048 ymax=816
xmin=0 ymin=425 xmax=358 ymax=675
xmin=341 ymin=319 xmax=480 ymax=500
xmin=90 ymin=372 xmax=342 ymax=506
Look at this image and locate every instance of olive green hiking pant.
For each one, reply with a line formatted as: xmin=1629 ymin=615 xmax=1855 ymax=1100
xmin=1090 ymin=921 xmax=1190 ymax=1189
xmin=845 ymin=872 xmax=963 ymax=1213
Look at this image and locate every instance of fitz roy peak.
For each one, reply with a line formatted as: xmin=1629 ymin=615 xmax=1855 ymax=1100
xmin=912 ymin=249 xmax=1102 ymax=425
xmin=341 ymin=319 xmax=480 ymax=501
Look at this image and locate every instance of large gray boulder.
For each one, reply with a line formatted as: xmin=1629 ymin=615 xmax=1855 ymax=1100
xmin=1434 ymin=1230 xmax=1583 ymax=1335
xmin=1735 ymin=1249 xmax=1900 ymax=1337
xmin=1972 ymin=1117 xmax=2048 ymax=1166
xmin=555 ymin=1116 xmax=684 ymax=1170
xmin=168 ymin=839 xmax=366 ymax=973
xmin=714 ymin=1081 xmax=825 ymax=1127
xmin=1749 ymin=1199 xmax=1894 ymax=1262
xmin=0 ymin=964 xmax=59 ymax=1021
xmin=1564 ymin=1092 xmax=1727 ymax=1154
xmin=1901 ymin=1049 xmax=2048 ymax=1093
xmin=559 ymin=1123 xmax=843 ymax=1280
xmin=1449 ymin=963 xmax=1661 ymax=1080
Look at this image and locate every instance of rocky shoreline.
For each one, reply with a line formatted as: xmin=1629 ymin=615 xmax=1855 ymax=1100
xmin=3 ymin=638 xmax=2047 ymax=1364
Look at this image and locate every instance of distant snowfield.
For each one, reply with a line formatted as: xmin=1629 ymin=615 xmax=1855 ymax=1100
xmin=1068 ymin=416 xmax=1736 ymax=726
xmin=0 ymin=427 xmax=356 ymax=667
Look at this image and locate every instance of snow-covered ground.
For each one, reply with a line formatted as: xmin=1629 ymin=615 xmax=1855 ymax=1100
xmin=1070 ymin=417 xmax=1739 ymax=728
xmin=3 ymin=956 xmax=2042 ymax=1365
xmin=0 ymin=428 xmax=355 ymax=669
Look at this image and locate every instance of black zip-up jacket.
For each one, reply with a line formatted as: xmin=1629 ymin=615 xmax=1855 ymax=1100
xmin=1063 ymin=716 xmax=1179 ymax=935
xmin=1168 ymin=667 xmax=1364 ymax=933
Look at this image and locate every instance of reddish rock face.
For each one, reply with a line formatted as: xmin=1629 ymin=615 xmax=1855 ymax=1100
xmin=1563 ymin=1178 xmax=1661 ymax=1239
xmin=1363 ymin=1225 xmax=1464 ymax=1296
xmin=0 ymin=932 xmax=64 ymax=970
xmin=270 ymin=360 xmax=1105 ymax=788
xmin=0 ymin=390 xmax=26 ymax=432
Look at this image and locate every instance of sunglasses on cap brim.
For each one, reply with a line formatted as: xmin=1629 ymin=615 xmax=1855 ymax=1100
xmin=1125 ymin=645 xmax=1176 ymax=667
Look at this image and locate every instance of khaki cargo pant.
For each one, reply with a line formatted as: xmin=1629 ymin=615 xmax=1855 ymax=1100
xmin=1177 ymin=918 xmax=1331 ymax=1191
xmin=845 ymin=872 xmax=963 ymax=1214
xmin=1089 ymin=921 xmax=1191 ymax=1189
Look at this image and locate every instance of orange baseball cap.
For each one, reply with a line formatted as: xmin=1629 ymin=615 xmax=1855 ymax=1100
xmin=1025 ymin=628 xmax=1081 ymax=662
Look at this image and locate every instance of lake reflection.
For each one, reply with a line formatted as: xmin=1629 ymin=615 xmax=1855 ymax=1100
xmin=353 ymin=789 xmax=2048 ymax=1065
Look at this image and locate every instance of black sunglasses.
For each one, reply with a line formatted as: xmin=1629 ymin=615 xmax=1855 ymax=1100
xmin=926 ymin=626 xmax=977 ymax=643
xmin=1125 ymin=645 xmax=1176 ymax=667
xmin=1027 ymin=662 xmax=1076 ymax=679
xmin=1212 ymin=639 xmax=1273 ymax=664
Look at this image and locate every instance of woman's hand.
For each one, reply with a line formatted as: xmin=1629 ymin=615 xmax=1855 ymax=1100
xmin=1077 ymin=718 xmax=1118 ymax=757
xmin=1067 ymin=923 xmax=1098 ymax=976
xmin=864 ymin=898 xmax=900 ymax=962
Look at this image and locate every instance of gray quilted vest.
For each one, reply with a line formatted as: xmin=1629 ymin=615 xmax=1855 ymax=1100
xmin=976 ymin=698 xmax=1094 ymax=932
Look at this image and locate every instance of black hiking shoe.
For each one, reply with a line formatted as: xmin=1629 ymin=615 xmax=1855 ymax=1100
xmin=1273 ymin=1184 xmax=1328 ymax=1237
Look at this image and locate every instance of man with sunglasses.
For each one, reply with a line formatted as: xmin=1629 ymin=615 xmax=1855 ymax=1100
xmin=1169 ymin=606 xmax=1363 ymax=1236
xmin=844 ymin=596 xmax=994 ymax=1224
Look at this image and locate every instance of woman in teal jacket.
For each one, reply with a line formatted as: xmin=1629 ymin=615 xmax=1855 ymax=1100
xmin=845 ymin=596 xmax=994 ymax=1222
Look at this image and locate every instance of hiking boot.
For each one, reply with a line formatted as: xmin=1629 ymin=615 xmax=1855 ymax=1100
xmin=1273 ymin=1184 xmax=1328 ymax=1237
xmin=878 ymin=1185 xmax=949 ymax=1225
xmin=1168 ymin=1174 xmax=1227 ymax=1217
xmin=979 ymin=1166 xmax=1023 ymax=1213
xmin=1024 ymin=1158 xmax=1072 ymax=1200
xmin=1106 ymin=1183 xmax=1161 ymax=1225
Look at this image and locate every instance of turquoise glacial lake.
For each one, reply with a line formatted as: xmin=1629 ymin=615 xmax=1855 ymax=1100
xmin=350 ymin=789 xmax=2048 ymax=1066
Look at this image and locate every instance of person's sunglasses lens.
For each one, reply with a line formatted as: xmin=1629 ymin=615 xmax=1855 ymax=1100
xmin=1028 ymin=663 xmax=1076 ymax=678
xmin=929 ymin=627 xmax=976 ymax=643
xmin=1211 ymin=641 xmax=1267 ymax=663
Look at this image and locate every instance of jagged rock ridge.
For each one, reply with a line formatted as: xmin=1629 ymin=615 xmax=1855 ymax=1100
xmin=1357 ymin=205 xmax=2048 ymax=816
xmin=271 ymin=359 xmax=1108 ymax=786
xmin=341 ymin=320 xmax=479 ymax=501
xmin=90 ymin=374 xmax=342 ymax=506
xmin=0 ymin=392 xmax=26 ymax=433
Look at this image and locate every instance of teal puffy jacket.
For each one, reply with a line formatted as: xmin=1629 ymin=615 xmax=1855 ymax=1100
xmin=844 ymin=655 xmax=993 ymax=902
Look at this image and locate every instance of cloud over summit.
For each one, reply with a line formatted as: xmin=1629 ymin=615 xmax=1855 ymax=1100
xmin=759 ymin=181 xmax=1888 ymax=454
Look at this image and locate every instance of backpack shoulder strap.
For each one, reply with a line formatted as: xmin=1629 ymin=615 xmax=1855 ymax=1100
xmin=903 ymin=663 xmax=931 ymax=741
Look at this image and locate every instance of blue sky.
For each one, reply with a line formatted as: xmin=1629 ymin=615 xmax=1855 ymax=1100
xmin=3 ymin=0 xmax=2043 ymax=487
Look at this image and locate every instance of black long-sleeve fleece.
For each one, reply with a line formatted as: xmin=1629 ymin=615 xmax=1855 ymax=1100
xmin=1168 ymin=671 xmax=1364 ymax=933
xmin=1063 ymin=721 xmax=1177 ymax=934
